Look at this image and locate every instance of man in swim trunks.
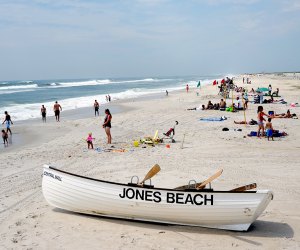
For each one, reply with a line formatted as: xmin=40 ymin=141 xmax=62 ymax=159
xmin=2 ymin=111 xmax=13 ymax=135
xmin=53 ymin=101 xmax=62 ymax=122
xmin=41 ymin=105 xmax=47 ymax=122
xmin=219 ymin=99 xmax=226 ymax=111
xmin=94 ymin=100 xmax=100 ymax=116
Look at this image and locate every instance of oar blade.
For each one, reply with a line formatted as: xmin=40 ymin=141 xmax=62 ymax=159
xmin=230 ymin=183 xmax=257 ymax=192
xmin=196 ymin=169 xmax=223 ymax=189
xmin=140 ymin=164 xmax=161 ymax=184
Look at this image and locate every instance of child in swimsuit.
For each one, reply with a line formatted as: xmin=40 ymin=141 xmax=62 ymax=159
xmin=86 ymin=132 xmax=95 ymax=149
xmin=257 ymin=106 xmax=270 ymax=138
xmin=265 ymin=118 xmax=274 ymax=141
xmin=2 ymin=129 xmax=8 ymax=146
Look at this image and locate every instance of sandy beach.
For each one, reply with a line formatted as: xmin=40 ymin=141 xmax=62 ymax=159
xmin=1 ymin=74 xmax=300 ymax=249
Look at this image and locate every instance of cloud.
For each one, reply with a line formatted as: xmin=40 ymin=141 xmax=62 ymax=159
xmin=195 ymin=0 xmax=260 ymax=6
xmin=281 ymin=0 xmax=300 ymax=12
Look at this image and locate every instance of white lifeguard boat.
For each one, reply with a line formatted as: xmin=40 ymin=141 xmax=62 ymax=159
xmin=42 ymin=165 xmax=273 ymax=231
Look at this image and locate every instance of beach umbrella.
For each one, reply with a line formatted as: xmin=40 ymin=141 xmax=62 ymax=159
xmin=257 ymin=87 xmax=268 ymax=92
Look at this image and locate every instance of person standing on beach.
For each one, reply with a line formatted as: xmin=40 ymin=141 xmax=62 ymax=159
xmin=268 ymin=84 xmax=272 ymax=96
xmin=2 ymin=111 xmax=13 ymax=135
xmin=41 ymin=105 xmax=47 ymax=122
xmin=94 ymin=100 xmax=100 ymax=116
xmin=53 ymin=101 xmax=62 ymax=122
xmin=108 ymin=95 xmax=111 ymax=102
xmin=102 ymin=109 xmax=112 ymax=144
xmin=265 ymin=118 xmax=274 ymax=141
xmin=2 ymin=129 xmax=8 ymax=146
xmin=186 ymin=84 xmax=189 ymax=93
xmin=257 ymin=106 xmax=270 ymax=138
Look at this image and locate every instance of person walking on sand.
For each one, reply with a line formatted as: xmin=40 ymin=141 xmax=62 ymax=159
xmin=2 ymin=129 xmax=8 ymax=146
xmin=186 ymin=84 xmax=189 ymax=93
xmin=2 ymin=111 xmax=13 ymax=135
xmin=102 ymin=109 xmax=112 ymax=144
xmin=257 ymin=106 xmax=270 ymax=138
xmin=94 ymin=100 xmax=100 ymax=116
xmin=53 ymin=101 xmax=62 ymax=122
xmin=41 ymin=105 xmax=47 ymax=122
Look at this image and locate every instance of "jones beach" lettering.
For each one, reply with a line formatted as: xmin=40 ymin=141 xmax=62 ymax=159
xmin=119 ymin=188 xmax=213 ymax=206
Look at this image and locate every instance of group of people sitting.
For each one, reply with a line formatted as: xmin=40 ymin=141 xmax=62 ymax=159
xmin=188 ymin=97 xmax=247 ymax=112
xmin=202 ymin=99 xmax=227 ymax=111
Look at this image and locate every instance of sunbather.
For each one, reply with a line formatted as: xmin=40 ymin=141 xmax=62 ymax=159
xmin=234 ymin=119 xmax=257 ymax=125
xmin=187 ymin=105 xmax=205 ymax=111
xmin=273 ymin=109 xmax=292 ymax=118
xmin=272 ymin=88 xmax=279 ymax=96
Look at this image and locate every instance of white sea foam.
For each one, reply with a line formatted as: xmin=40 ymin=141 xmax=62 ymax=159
xmin=20 ymin=80 xmax=34 ymax=83
xmin=0 ymin=89 xmax=36 ymax=95
xmin=0 ymin=84 xmax=38 ymax=90
xmin=50 ymin=80 xmax=111 ymax=88
xmin=1 ymin=86 xmax=179 ymax=121
xmin=47 ymin=78 xmax=173 ymax=88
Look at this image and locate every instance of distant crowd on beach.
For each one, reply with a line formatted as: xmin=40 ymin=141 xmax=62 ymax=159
xmin=187 ymin=76 xmax=298 ymax=140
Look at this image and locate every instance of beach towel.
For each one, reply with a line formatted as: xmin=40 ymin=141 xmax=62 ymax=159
xmin=200 ymin=116 xmax=227 ymax=122
xmin=247 ymin=131 xmax=288 ymax=137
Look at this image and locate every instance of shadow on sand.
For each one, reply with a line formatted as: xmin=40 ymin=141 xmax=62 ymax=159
xmin=53 ymin=208 xmax=293 ymax=243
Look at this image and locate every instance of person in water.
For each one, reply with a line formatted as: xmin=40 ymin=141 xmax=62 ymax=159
xmin=53 ymin=101 xmax=62 ymax=122
xmin=94 ymin=100 xmax=100 ymax=116
xmin=2 ymin=111 xmax=13 ymax=135
xmin=103 ymin=109 xmax=112 ymax=144
xmin=2 ymin=129 xmax=8 ymax=146
xmin=86 ymin=132 xmax=95 ymax=149
xmin=41 ymin=105 xmax=47 ymax=122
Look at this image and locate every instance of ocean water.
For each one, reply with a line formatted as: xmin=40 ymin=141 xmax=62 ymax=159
xmin=0 ymin=75 xmax=228 ymax=121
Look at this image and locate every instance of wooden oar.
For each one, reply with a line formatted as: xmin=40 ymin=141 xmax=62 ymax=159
xmin=174 ymin=169 xmax=223 ymax=190
xmin=196 ymin=169 xmax=223 ymax=190
xmin=139 ymin=164 xmax=161 ymax=185
xmin=230 ymin=183 xmax=257 ymax=192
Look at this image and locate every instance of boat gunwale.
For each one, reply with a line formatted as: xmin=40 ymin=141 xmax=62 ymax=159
xmin=46 ymin=166 xmax=260 ymax=194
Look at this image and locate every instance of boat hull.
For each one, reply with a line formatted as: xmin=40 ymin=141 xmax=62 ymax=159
xmin=42 ymin=166 xmax=273 ymax=231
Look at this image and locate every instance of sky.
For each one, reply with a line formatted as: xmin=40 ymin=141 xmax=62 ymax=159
xmin=0 ymin=0 xmax=300 ymax=81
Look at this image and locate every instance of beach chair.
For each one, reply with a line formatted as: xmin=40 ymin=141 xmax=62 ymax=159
xmin=161 ymin=121 xmax=178 ymax=143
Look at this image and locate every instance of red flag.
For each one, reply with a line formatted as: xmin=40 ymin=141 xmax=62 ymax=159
xmin=213 ymin=80 xmax=217 ymax=85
